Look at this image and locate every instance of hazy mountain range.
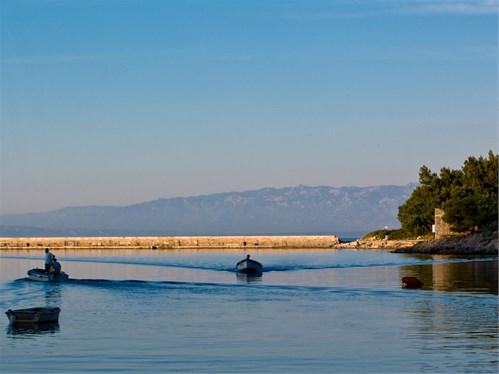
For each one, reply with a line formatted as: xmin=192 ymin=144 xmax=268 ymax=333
xmin=0 ymin=184 xmax=417 ymax=238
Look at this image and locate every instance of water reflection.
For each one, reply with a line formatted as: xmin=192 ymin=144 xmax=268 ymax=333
xmin=401 ymin=287 xmax=498 ymax=372
xmin=7 ymin=322 xmax=60 ymax=336
xmin=236 ymin=272 xmax=263 ymax=284
xmin=400 ymin=256 xmax=498 ymax=294
xmin=44 ymin=286 xmax=62 ymax=306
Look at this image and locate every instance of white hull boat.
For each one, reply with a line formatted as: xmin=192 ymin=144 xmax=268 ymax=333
xmin=236 ymin=255 xmax=263 ymax=274
xmin=27 ymin=268 xmax=69 ymax=282
xmin=5 ymin=307 xmax=61 ymax=325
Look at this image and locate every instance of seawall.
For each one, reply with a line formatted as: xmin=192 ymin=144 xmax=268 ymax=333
xmin=0 ymin=235 xmax=341 ymax=250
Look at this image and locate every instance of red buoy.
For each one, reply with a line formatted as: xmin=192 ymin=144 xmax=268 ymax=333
xmin=401 ymin=277 xmax=423 ymax=289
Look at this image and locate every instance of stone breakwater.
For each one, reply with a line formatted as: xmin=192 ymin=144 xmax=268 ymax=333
xmin=2 ymin=234 xmax=496 ymax=254
xmin=0 ymin=235 xmax=340 ymax=250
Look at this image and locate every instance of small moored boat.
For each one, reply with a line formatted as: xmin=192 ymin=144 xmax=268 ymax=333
xmin=5 ymin=307 xmax=61 ymax=325
xmin=27 ymin=268 xmax=69 ymax=282
xmin=236 ymin=254 xmax=263 ymax=274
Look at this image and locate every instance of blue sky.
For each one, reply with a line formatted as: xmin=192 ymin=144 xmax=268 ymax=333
xmin=1 ymin=0 xmax=497 ymax=214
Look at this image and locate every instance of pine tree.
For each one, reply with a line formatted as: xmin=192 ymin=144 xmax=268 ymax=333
xmin=398 ymin=151 xmax=498 ymax=236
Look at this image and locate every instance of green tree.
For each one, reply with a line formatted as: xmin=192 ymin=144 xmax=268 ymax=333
xmin=397 ymin=184 xmax=436 ymax=236
xmin=398 ymin=166 xmax=443 ymax=236
xmin=443 ymin=151 xmax=498 ymax=232
xmin=398 ymin=150 xmax=498 ymax=236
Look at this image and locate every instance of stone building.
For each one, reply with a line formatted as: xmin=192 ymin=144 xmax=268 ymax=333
xmin=434 ymin=208 xmax=454 ymax=239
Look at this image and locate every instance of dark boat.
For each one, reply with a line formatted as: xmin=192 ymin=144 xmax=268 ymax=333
xmin=5 ymin=307 xmax=61 ymax=325
xmin=236 ymin=254 xmax=263 ymax=274
xmin=27 ymin=268 xmax=69 ymax=282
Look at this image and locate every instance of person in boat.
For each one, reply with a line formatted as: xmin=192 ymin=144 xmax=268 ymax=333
xmin=51 ymin=257 xmax=61 ymax=274
xmin=44 ymin=248 xmax=54 ymax=272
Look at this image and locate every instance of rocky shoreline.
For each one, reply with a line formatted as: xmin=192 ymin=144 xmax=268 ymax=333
xmin=335 ymin=232 xmax=498 ymax=255
xmin=392 ymin=232 xmax=498 ymax=255
xmin=333 ymin=238 xmax=423 ymax=251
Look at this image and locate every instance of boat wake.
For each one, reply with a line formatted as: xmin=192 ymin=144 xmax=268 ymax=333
xmin=2 ymin=254 xmax=496 ymax=275
xmin=6 ymin=255 xmax=493 ymax=274
xmin=10 ymin=277 xmax=496 ymax=306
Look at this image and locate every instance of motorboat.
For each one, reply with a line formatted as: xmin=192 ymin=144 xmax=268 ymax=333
xmin=236 ymin=254 xmax=263 ymax=274
xmin=27 ymin=268 xmax=69 ymax=282
xmin=5 ymin=307 xmax=61 ymax=324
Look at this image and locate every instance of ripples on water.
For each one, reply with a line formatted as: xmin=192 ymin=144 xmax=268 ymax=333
xmin=0 ymin=249 xmax=497 ymax=373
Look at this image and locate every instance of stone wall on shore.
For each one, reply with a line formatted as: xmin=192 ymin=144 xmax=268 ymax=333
xmin=0 ymin=235 xmax=340 ymax=250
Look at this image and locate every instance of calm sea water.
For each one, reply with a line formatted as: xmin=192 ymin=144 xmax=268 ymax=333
xmin=0 ymin=248 xmax=497 ymax=373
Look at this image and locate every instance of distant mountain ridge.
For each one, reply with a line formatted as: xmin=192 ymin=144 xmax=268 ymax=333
xmin=0 ymin=184 xmax=417 ymax=237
